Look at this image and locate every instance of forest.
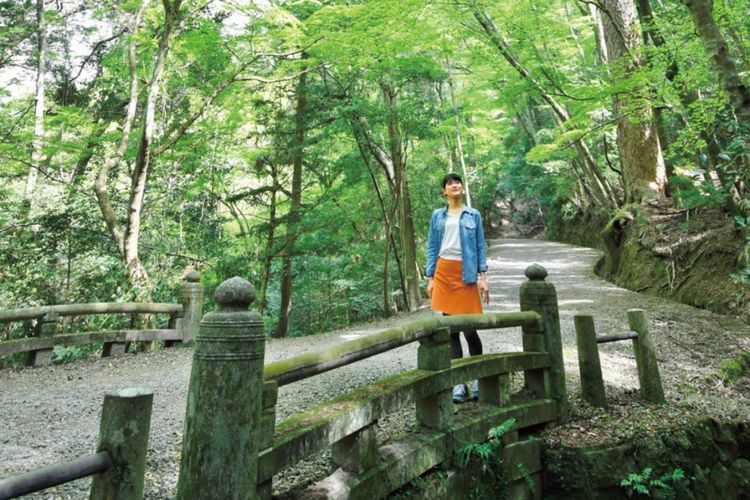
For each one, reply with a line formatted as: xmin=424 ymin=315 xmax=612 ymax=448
xmin=1 ymin=0 xmax=748 ymax=342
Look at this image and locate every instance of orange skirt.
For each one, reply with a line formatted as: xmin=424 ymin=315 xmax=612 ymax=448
xmin=431 ymin=258 xmax=483 ymax=315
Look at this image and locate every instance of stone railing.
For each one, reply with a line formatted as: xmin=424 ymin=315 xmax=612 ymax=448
xmin=574 ymin=309 xmax=665 ymax=408
xmin=0 ymin=272 xmax=204 ymax=366
xmin=0 ymin=388 xmax=153 ymax=499
xmin=177 ymin=264 xmax=567 ymax=499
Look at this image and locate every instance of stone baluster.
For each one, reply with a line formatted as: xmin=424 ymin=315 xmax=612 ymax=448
xmin=330 ymin=424 xmax=379 ymax=475
xmin=520 ymin=264 xmax=568 ymax=424
xmin=416 ymin=325 xmax=453 ymax=430
xmin=176 ymin=277 xmax=265 ymax=500
xmin=27 ymin=311 xmax=58 ymax=367
xmin=574 ymin=313 xmax=608 ymax=409
xmin=627 ymin=309 xmax=665 ymax=404
xmin=257 ymin=380 xmax=277 ymax=500
xmin=178 ymin=270 xmax=204 ymax=343
xmin=90 ymin=387 xmax=153 ymax=500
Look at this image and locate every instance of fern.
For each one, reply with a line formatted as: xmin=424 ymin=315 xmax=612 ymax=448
xmin=620 ymin=466 xmax=688 ymax=499
xmin=456 ymin=418 xmax=517 ymax=500
xmin=517 ymin=463 xmax=536 ymax=493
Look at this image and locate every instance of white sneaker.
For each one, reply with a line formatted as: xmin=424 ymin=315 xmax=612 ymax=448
xmin=453 ymin=383 xmax=469 ymax=404
xmin=470 ymin=380 xmax=479 ymax=401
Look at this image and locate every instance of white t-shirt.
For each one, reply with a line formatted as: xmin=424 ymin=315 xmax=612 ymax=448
xmin=439 ymin=213 xmax=462 ymax=260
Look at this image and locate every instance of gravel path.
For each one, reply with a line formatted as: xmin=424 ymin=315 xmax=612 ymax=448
xmin=2 ymin=238 xmax=749 ymax=498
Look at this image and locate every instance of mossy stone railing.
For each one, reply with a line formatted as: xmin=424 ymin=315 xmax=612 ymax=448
xmin=0 ymin=387 xmax=153 ymax=499
xmin=177 ymin=264 xmax=566 ymax=499
xmin=574 ymin=308 xmax=665 ymax=408
xmin=0 ymin=272 xmax=204 ymax=366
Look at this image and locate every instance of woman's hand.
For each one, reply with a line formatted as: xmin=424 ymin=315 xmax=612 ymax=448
xmin=478 ymin=274 xmax=490 ymax=305
xmin=426 ymin=277 xmax=434 ymax=298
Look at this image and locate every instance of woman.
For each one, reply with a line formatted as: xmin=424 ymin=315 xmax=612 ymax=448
xmin=426 ymin=173 xmax=490 ymax=403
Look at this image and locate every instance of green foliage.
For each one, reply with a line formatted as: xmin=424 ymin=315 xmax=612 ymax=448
xmin=731 ymin=213 xmax=750 ymax=287
xmin=669 ymin=175 xmax=726 ymax=210
xmin=53 ymin=344 xmax=102 ymax=365
xmin=1 ymin=0 xmax=749 ymax=352
xmin=718 ymin=351 xmax=750 ymax=384
xmin=457 ymin=418 xmax=517 ymax=499
xmin=620 ymin=467 xmax=688 ymax=499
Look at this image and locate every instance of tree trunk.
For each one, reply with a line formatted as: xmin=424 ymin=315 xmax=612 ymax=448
xmin=382 ymin=83 xmax=421 ymax=311
xmin=23 ymin=0 xmax=46 ymax=215
xmin=258 ymin=169 xmax=279 ymax=316
xmin=274 ymin=66 xmax=308 ymax=338
xmin=682 ymin=0 xmax=750 ymax=124
xmin=94 ymin=1 xmax=148 ymax=259
xmin=352 ymin=123 xmax=408 ymax=314
xmin=447 ymin=78 xmax=472 ymax=207
xmin=122 ymin=0 xmax=182 ymax=300
xmin=600 ymin=0 xmax=667 ymax=203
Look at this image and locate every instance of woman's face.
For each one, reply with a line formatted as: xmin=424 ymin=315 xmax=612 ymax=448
xmin=442 ymin=178 xmax=464 ymax=198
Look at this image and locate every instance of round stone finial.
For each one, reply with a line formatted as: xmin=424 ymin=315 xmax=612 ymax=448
xmin=214 ymin=277 xmax=256 ymax=309
xmin=525 ymin=264 xmax=548 ymax=281
xmin=185 ymin=270 xmax=201 ymax=282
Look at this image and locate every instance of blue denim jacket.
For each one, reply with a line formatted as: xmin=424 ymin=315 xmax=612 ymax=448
xmin=426 ymin=206 xmax=488 ymax=284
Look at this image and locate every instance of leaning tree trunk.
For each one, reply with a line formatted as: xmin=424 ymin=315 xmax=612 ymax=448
xmin=274 ymin=67 xmax=307 ymax=338
xmin=600 ymin=0 xmax=667 ymax=203
xmin=682 ymin=0 xmax=750 ymax=124
xmin=122 ymin=0 xmax=182 ymax=301
xmin=382 ymin=83 xmax=422 ymax=311
xmin=23 ymin=0 xmax=47 ymax=215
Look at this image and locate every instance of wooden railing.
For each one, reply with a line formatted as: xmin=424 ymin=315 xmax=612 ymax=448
xmin=177 ymin=263 xmax=567 ymax=499
xmin=0 ymin=271 xmax=204 ymax=366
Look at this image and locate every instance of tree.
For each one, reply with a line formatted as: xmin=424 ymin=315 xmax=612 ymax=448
xmin=682 ymin=0 xmax=750 ymax=124
xmin=599 ymin=0 xmax=667 ymax=202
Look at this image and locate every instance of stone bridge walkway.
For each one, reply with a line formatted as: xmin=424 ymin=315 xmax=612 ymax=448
xmin=1 ymin=239 xmax=749 ymax=498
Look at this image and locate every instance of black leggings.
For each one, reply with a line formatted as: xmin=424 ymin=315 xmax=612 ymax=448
xmin=450 ymin=330 xmax=483 ymax=359
xmin=443 ymin=313 xmax=483 ymax=359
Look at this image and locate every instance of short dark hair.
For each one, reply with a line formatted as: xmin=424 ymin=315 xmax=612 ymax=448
xmin=442 ymin=173 xmax=463 ymax=188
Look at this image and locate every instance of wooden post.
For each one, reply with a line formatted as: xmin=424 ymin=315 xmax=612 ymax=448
xmin=416 ymin=326 xmax=452 ymax=430
xmin=257 ymin=381 xmax=277 ymax=500
xmin=27 ymin=312 xmax=57 ymax=367
xmin=574 ymin=314 xmax=608 ymax=409
xmin=520 ymin=264 xmax=568 ymax=423
xmin=176 ymin=277 xmax=265 ymax=500
xmin=178 ymin=270 xmax=204 ymax=343
xmin=627 ymin=309 xmax=665 ymax=404
xmin=90 ymin=387 xmax=153 ymax=500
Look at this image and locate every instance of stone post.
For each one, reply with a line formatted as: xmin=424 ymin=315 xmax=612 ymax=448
xmin=520 ymin=264 xmax=568 ymax=424
xmin=179 ymin=271 xmax=204 ymax=343
xmin=27 ymin=311 xmax=57 ymax=367
xmin=176 ymin=277 xmax=265 ymax=500
xmin=102 ymin=313 xmax=128 ymax=358
xmin=90 ymin=387 xmax=153 ymax=500
xmin=416 ymin=326 xmax=453 ymax=430
xmin=331 ymin=425 xmax=379 ymax=474
xmin=574 ymin=314 xmax=608 ymax=409
xmin=627 ymin=309 xmax=665 ymax=404
xmin=257 ymin=381 xmax=277 ymax=500
xmin=478 ymin=372 xmax=511 ymax=407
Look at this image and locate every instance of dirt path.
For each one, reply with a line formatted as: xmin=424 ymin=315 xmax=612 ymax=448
xmin=1 ymin=239 xmax=749 ymax=498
